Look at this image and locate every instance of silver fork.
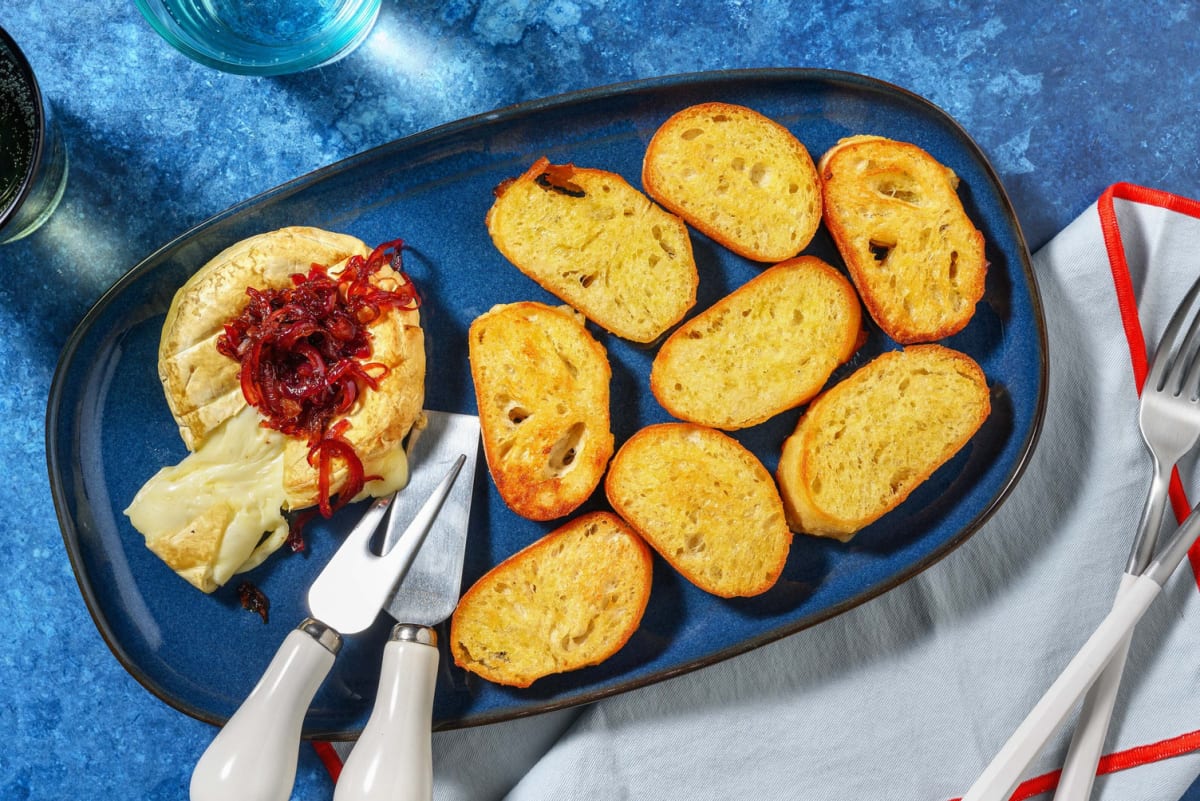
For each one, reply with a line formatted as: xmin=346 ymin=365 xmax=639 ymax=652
xmin=961 ymin=274 xmax=1200 ymax=801
xmin=1051 ymin=273 xmax=1200 ymax=800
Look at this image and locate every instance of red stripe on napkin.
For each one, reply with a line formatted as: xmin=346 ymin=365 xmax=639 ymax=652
xmin=1098 ymin=181 xmax=1200 ymax=589
xmin=312 ymin=740 xmax=343 ymax=782
xmin=949 ymin=729 xmax=1200 ymax=801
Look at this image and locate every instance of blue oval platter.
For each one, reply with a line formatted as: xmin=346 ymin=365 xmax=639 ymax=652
xmin=46 ymin=69 xmax=1047 ymax=738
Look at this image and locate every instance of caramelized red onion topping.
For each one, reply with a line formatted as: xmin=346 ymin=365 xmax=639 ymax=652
xmin=216 ymin=238 xmax=419 ymax=526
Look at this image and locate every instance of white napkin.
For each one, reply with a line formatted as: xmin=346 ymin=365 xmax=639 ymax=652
xmin=336 ymin=184 xmax=1200 ymax=800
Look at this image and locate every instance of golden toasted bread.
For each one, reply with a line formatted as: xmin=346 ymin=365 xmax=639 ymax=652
xmin=605 ymin=423 xmax=792 ymax=597
xmin=818 ymin=135 xmax=987 ymax=343
xmin=450 ymin=511 xmax=653 ymax=688
xmin=468 ymin=301 xmax=614 ymax=521
xmin=485 ymin=158 xmax=698 ymax=343
xmin=650 ymin=256 xmax=863 ymax=429
xmin=777 ymin=344 xmax=990 ymax=540
xmin=642 ymin=102 xmax=822 ymax=262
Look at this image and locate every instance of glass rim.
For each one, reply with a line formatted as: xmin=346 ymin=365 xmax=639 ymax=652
xmin=133 ymin=0 xmax=382 ymax=77
xmin=0 ymin=25 xmax=48 ymax=232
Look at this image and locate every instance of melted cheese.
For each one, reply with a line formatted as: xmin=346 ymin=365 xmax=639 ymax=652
xmin=126 ymin=404 xmax=412 ymax=593
xmin=125 ymin=406 xmax=289 ymax=593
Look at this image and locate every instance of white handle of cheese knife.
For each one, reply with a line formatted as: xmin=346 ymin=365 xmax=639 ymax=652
xmin=191 ymin=621 xmax=341 ymax=801
xmin=961 ymin=573 xmax=1162 ymax=801
xmin=335 ymin=624 xmax=439 ymax=801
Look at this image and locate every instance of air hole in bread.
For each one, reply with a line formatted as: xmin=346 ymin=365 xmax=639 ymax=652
xmin=749 ymin=163 xmax=767 ymax=186
xmin=875 ymin=181 xmax=921 ymax=204
xmin=889 ymin=468 xmax=915 ymax=494
xmin=652 ymin=225 xmax=678 ymax=257
xmin=507 ymin=405 xmax=530 ymax=425
xmin=681 ymin=127 xmax=704 ymax=141
xmin=948 ymin=250 xmax=959 ymax=280
xmin=731 ymin=157 xmax=745 ymax=171
xmin=546 ymin=422 xmax=587 ymax=477
xmin=869 ymin=239 xmax=893 ymax=264
xmin=555 ymin=350 xmax=581 ymax=378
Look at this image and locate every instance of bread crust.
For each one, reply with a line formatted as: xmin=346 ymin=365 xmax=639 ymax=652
xmin=777 ymin=344 xmax=990 ymax=540
xmin=650 ymin=256 xmax=863 ymax=429
xmin=468 ymin=301 xmax=614 ymax=521
xmin=642 ymin=102 xmax=822 ymax=262
xmin=486 ymin=158 xmax=698 ymax=343
xmin=157 ymin=226 xmax=425 ymax=508
xmin=449 ymin=511 xmax=653 ymax=688
xmin=606 ymin=422 xmax=791 ymax=597
xmin=819 ymin=136 xmax=986 ymax=344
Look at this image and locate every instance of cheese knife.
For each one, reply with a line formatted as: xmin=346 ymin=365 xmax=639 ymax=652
xmin=334 ymin=410 xmax=481 ymax=801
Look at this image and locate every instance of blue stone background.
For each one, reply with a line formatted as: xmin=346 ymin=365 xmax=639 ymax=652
xmin=2 ymin=1 xmax=1199 ymax=799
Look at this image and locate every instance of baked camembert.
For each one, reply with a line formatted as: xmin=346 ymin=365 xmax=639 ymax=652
xmin=125 ymin=226 xmax=426 ymax=592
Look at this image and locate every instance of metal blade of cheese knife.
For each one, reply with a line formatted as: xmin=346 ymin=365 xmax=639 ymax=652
xmin=381 ymin=409 xmax=480 ymax=626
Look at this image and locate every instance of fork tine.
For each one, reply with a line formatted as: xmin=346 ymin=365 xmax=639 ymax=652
xmin=1165 ymin=291 xmax=1200 ymax=397
xmin=1180 ymin=313 xmax=1200 ymax=402
xmin=1147 ymin=273 xmax=1200 ymax=393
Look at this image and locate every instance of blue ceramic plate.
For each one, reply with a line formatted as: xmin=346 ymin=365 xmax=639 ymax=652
xmin=47 ymin=69 xmax=1047 ymax=738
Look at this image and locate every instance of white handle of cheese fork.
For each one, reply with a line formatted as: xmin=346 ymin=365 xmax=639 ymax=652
xmin=961 ymin=574 xmax=1162 ymax=801
xmin=191 ymin=623 xmax=340 ymax=801
xmin=335 ymin=625 xmax=439 ymax=801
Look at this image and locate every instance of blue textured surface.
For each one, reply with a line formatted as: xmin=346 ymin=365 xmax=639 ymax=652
xmin=3 ymin=2 xmax=1200 ymax=800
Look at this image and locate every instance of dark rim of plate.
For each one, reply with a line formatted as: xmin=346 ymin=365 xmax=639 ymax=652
xmin=45 ymin=67 xmax=1049 ymax=737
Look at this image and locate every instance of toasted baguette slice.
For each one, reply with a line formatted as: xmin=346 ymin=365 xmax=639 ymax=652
xmin=777 ymin=344 xmax=990 ymax=540
xmin=485 ymin=158 xmax=697 ymax=343
xmin=450 ymin=511 xmax=653 ymax=688
xmin=819 ymin=135 xmax=987 ymax=343
xmin=606 ymin=423 xmax=791 ymax=597
xmin=468 ymin=301 xmax=614 ymax=521
xmin=650 ymin=256 xmax=862 ymax=429
xmin=642 ymin=102 xmax=822 ymax=262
